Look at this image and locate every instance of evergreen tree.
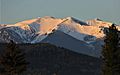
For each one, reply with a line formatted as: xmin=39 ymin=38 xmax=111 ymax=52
xmin=0 ymin=40 xmax=28 ymax=75
xmin=102 ymin=24 xmax=120 ymax=75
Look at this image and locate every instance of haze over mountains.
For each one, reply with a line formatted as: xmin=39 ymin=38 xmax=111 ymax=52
xmin=0 ymin=16 xmax=120 ymax=57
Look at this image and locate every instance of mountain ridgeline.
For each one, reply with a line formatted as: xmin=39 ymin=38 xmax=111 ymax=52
xmin=0 ymin=16 xmax=120 ymax=57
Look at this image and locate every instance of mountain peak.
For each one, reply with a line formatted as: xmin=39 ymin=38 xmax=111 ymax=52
xmin=66 ymin=17 xmax=74 ymax=20
xmin=43 ymin=16 xmax=55 ymax=19
xmin=66 ymin=17 xmax=87 ymax=25
xmin=94 ymin=18 xmax=102 ymax=21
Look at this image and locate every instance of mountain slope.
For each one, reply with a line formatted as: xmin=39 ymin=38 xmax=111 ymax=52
xmin=0 ymin=16 xmax=114 ymax=43
xmin=41 ymin=30 xmax=100 ymax=57
xmin=0 ymin=16 xmax=119 ymax=57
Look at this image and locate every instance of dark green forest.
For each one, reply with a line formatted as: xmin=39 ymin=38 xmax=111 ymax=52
xmin=102 ymin=24 xmax=120 ymax=75
xmin=0 ymin=42 xmax=101 ymax=75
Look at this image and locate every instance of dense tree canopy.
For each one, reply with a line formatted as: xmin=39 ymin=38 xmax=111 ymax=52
xmin=0 ymin=41 xmax=28 ymax=75
xmin=102 ymin=24 xmax=120 ymax=75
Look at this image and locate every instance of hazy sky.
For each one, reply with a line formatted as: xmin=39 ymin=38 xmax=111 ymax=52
xmin=0 ymin=0 xmax=120 ymax=24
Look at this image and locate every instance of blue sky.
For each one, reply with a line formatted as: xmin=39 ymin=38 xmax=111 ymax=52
xmin=0 ymin=0 xmax=120 ymax=24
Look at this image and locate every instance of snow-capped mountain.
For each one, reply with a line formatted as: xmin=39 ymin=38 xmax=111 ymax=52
xmin=0 ymin=16 xmax=119 ymax=57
